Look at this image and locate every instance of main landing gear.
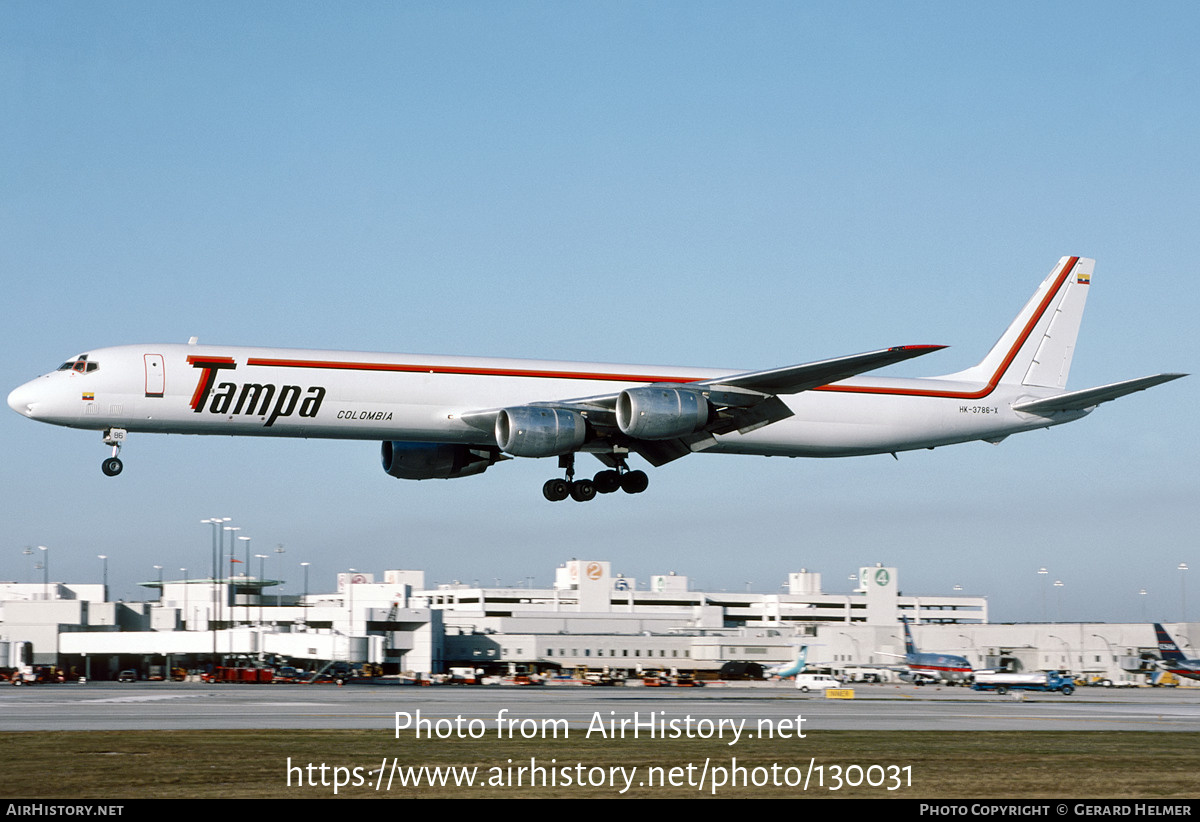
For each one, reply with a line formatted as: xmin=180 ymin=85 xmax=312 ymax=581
xmin=542 ymin=453 xmax=648 ymax=502
xmin=101 ymin=428 xmax=126 ymax=477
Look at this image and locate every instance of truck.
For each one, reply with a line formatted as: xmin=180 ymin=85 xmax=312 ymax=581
xmin=2 ymin=641 xmax=36 ymax=685
xmin=971 ymin=670 xmax=1075 ymax=695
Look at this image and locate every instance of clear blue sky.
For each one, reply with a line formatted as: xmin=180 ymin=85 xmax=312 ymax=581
xmin=2 ymin=2 xmax=1195 ymax=621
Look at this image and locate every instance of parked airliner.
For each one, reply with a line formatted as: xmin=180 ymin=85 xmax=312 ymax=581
xmin=1153 ymin=623 xmax=1200 ymax=682
xmin=7 ymin=256 xmax=1184 ymax=501
xmin=889 ymin=618 xmax=974 ymax=685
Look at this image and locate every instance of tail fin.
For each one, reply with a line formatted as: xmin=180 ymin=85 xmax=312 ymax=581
xmin=902 ymin=617 xmax=918 ymax=656
xmin=1155 ymin=623 xmax=1188 ymax=662
xmin=942 ymin=256 xmax=1092 ymax=389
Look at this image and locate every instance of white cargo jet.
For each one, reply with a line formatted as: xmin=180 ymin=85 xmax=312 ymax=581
xmin=7 ymin=256 xmax=1184 ymax=501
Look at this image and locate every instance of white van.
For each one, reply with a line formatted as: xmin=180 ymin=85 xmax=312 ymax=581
xmin=794 ymin=674 xmax=840 ymax=692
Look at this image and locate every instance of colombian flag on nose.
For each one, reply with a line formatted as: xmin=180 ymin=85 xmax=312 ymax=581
xmin=82 ymin=392 xmax=94 ymax=401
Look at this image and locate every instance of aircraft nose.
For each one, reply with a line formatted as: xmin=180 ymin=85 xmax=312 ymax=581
xmin=8 ymin=381 xmax=39 ymax=417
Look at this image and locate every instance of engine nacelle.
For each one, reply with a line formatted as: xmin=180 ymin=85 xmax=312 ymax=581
xmin=381 ymin=441 xmax=500 ymax=480
xmin=616 ymin=386 xmax=710 ymax=440
xmin=494 ymin=406 xmax=587 ymax=457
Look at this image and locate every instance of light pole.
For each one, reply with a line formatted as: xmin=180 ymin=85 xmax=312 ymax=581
xmin=1179 ymin=563 xmax=1189 ymax=623
xmin=1092 ymin=633 xmax=1116 ymax=682
xmin=255 ymin=554 xmax=268 ymax=626
xmin=38 ymin=545 xmax=49 ymax=600
xmin=838 ymin=632 xmax=861 ymax=664
xmin=154 ymin=565 xmax=163 ymax=604
xmin=958 ymin=633 xmax=974 ymax=667
xmin=1053 ymin=579 xmax=1064 ymax=622
xmin=224 ymin=525 xmax=241 ymax=626
xmin=1047 ymin=634 xmax=1071 ymax=670
xmin=98 ymin=555 xmax=108 ymax=601
xmin=274 ymin=544 xmax=285 ymax=608
xmin=300 ymin=562 xmax=310 ymax=614
xmin=202 ymin=517 xmax=229 ymax=658
xmin=219 ymin=521 xmax=234 ymax=618
xmin=180 ymin=568 xmax=188 ymax=629
xmin=346 ymin=569 xmax=357 ymax=665
xmin=238 ymin=535 xmax=253 ymax=624
xmin=225 ymin=526 xmax=241 ymax=572
xmin=1038 ymin=567 xmax=1049 ymax=622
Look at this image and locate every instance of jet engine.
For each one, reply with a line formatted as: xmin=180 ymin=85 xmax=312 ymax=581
xmin=616 ymin=386 xmax=710 ymax=440
xmin=494 ymin=406 xmax=587 ymax=457
xmin=381 ymin=441 xmax=501 ymax=480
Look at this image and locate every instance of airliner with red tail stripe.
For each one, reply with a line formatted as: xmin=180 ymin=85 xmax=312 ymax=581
xmin=1153 ymin=624 xmax=1200 ymax=682
xmin=895 ymin=617 xmax=974 ymax=684
xmin=7 ymin=257 xmax=1185 ymax=501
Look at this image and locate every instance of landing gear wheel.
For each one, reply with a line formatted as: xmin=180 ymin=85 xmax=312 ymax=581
xmin=542 ymin=479 xmax=570 ymax=502
xmin=593 ymin=470 xmax=621 ymax=494
xmin=101 ymin=428 xmax=126 ymax=477
xmin=569 ymin=479 xmax=596 ymax=502
xmin=620 ymin=470 xmax=649 ymax=494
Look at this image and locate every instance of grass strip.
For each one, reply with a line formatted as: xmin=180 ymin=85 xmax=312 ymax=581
xmin=2 ymin=730 xmax=1197 ymax=799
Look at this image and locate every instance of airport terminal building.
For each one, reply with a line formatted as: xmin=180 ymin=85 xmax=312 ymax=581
xmin=0 ymin=560 xmax=1177 ymax=686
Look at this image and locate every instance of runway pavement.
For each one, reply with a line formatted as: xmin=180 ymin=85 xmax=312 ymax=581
xmin=3 ymin=680 xmax=1199 ymax=733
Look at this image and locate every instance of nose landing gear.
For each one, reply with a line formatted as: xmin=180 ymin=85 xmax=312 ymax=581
xmin=101 ymin=428 xmax=126 ymax=476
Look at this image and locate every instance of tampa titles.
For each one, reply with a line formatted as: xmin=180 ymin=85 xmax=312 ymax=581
xmin=188 ymin=356 xmax=325 ymax=427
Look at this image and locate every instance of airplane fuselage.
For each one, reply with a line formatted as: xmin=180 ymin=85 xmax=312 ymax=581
xmin=1162 ymin=663 xmax=1200 ymax=682
xmin=906 ymin=653 xmax=974 ymax=683
xmin=1153 ymin=624 xmax=1200 ymax=682
xmin=8 ymin=342 xmax=1082 ymax=457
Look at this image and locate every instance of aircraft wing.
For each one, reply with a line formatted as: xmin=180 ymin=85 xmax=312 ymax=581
xmin=696 ymin=344 xmax=947 ymax=395
xmin=1012 ymin=373 xmax=1187 ymax=415
xmin=460 ymin=345 xmax=947 ymax=466
xmin=609 ymin=345 xmax=948 ymax=465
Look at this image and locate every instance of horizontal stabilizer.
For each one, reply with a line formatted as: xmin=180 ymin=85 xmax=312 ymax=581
xmin=706 ymin=345 xmax=946 ymax=395
xmin=1012 ymin=373 xmax=1186 ymax=415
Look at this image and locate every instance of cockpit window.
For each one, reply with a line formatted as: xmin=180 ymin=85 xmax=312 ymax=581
xmin=57 ymin=354 xmax=98 ymax=374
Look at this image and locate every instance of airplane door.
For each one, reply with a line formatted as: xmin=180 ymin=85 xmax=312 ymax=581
xmin=144 ymin=354 xmax=165 ymax=397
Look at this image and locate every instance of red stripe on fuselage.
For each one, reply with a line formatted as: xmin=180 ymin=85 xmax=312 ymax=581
xmin=910 ymin=664 xmax=972 ymax=673
xmin=246 ymin=344 xmax=944 ymax=388
xmin=1167 ymin=668 xmax=1200 ymax=680
xmin=246 ymin=357 xmax=703 ymax=384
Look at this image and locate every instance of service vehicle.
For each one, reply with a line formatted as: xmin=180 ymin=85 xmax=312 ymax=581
xmin=971 ymin=671 xmax=1075 ymax=695
xmin=794 ymin=673 xmax=841 ymax=692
